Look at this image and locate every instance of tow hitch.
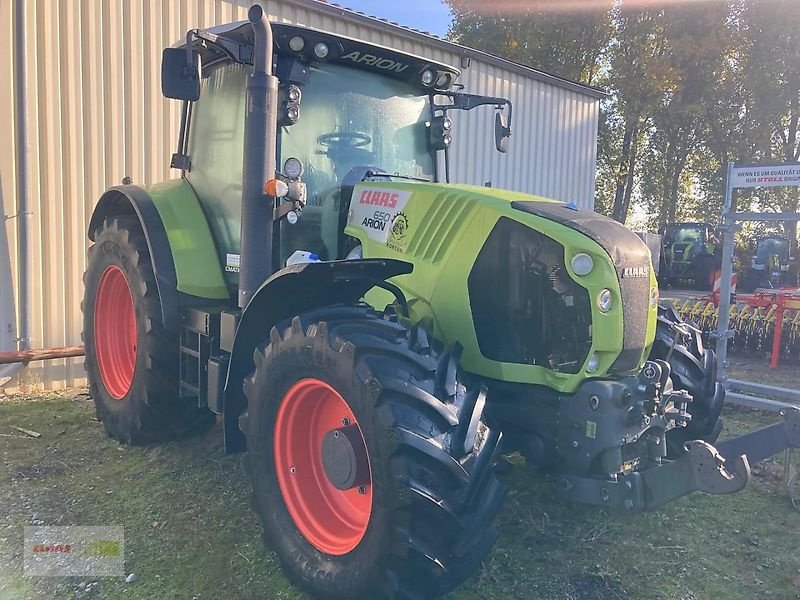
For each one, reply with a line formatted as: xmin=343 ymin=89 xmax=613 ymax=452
xmin=559 ymin=407 xmax=800 ymax=512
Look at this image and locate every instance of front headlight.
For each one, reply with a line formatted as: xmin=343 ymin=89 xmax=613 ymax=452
xmin=597 ymin=289 xmax=613 ymax=312
xmin=571 ymin=253 xmax=594 ymax=276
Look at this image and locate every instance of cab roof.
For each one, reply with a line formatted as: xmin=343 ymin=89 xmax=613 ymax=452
xmin=179 ymin=20 xmax=461 ymax=92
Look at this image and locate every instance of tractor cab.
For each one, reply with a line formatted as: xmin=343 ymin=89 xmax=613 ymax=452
xmin=165 ymin=20 xmax=511 ymax=276
xmin=658 ymin=222 xmax=720 ymax=288
xmin=746 ymin=234 xmax=795 ymax=289
xmin=661 ymin=222 xmax=716 ymax=263
xmin=753 ymin=235 xmax=790 ymax=270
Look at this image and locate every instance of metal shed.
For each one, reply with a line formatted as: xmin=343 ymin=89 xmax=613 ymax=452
xmin=0 ymin=0 xmax=602 ymax=390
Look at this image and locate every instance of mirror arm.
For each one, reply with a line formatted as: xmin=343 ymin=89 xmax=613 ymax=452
xmin=435 ymin=91 xmax=511 ymax=114
xmin=185 ymin=30 xmax=196 ymax=74
xmin=433 ymin=92 xmax=513 ymax=133
xmin=170 ymin=100 xmax=192 ymax=171
xmin=185 ymin=29 xmax=248 ymax=72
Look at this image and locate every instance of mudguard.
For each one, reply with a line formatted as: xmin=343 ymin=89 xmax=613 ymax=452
xmin=88 ymin=185 xmax=182 ymax=331
xmin=88 ymin=182 xmax=229 ymax=331
xmin=222 ymin=258 xmax=413 ymax=452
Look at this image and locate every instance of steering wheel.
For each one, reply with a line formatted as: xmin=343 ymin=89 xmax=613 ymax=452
xmin=318 ymin=132 xmax=372 ymax=149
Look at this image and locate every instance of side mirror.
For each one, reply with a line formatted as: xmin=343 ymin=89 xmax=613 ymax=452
xmin=495 ymin=112 xmax=511 ymax=153
xmin=161 ymin=48 xmax=201 ymax=101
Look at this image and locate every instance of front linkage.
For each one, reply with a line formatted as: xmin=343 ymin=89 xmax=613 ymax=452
xmin=560 ymin=405 xmax=799 ymax=512
xmin=550 ymin=313 xmax=800 ymax=512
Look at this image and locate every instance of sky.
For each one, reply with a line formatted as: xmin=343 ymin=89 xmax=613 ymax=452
xmin=332 ymin=1 xmax=453 ymax=37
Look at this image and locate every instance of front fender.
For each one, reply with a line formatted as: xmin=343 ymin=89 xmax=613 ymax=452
xmin=222 ymin=258 xmax=413 ymax=452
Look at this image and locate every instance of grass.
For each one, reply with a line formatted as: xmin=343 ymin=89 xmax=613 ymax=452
xmin=1 ymin=392 xmax=799 ymax=600
xmin=727 ymin=356 xmax=799 ymax=390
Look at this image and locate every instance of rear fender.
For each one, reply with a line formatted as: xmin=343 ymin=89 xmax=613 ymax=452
xmin=88 ymin=182 xmax=230 ymax=331
xmin=88 ymin=185 xmax=182 ymax=331
xmin=222 ymin=258 xmax=413 ymax=452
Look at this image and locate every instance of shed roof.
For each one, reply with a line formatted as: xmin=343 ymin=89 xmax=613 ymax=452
xmin=297 ymin=0 xmax=608 ymax=99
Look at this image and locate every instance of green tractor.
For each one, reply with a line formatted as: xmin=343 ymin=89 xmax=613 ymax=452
xmin=739 ymin=234 xmax=797 ymax=291
xmin=657 ymin=222 xmax=721 ymax=290
xmin=82 ymin=7 xmax=799 ymax=598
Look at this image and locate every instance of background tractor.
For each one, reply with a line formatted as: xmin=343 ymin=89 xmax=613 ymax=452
xmin=739 ymin=234 xmax=797 ymax=291
xmin=82 ymin=6 xmax=799 ymax=599
xmin=658 ymin=222 xmax=721 ymax=289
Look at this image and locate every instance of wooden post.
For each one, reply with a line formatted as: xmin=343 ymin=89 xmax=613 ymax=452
xmin=0 ymin=346 xmax=85 ymax=365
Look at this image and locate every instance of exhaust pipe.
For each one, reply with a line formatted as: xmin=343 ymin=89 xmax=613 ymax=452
xmin=237 ymin=4 xmax=279 ymax=308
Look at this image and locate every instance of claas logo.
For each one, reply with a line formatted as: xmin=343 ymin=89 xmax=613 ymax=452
xmin=359 ymin=189 xmax=400 ymax=208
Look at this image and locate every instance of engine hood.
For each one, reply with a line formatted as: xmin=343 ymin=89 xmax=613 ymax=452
xmin=345 ymin=180 xmax=658 ymax=392
xmin=509 ymin=201 xmax=654 ymax=374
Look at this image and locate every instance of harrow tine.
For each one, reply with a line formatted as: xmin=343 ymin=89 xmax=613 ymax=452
xmin=690 ymin=301 xmax=704 ymax=322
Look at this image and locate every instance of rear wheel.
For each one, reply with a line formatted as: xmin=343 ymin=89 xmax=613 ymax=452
xmin=651 ymin=304 xmax=724 ymax=456
xmin=82 ymin=216 xmax=214 ymax=444
xmin=240 ymin=305 xmax=506 ymax=599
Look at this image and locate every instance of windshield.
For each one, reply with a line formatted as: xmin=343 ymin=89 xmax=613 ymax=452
xmin=668 ymin=225 xmax=706 ymax=245
xmin=278 ymin=62 xmax=433 ymax=263
xmin=756 ymin=237 xmax=788 ymax=263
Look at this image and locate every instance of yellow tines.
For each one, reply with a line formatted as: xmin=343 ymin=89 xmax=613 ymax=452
xmin=709 ymin=303 xmax=735 ymax=331
xmin=789 ymin=310 xmax=800 ymax=345
xmin=734 ymin=304 xmax=751 ymax=330
xmin=689 ymin=301 xmax=705 ymax=322
xmin=700 ymin=302 xmax=716 ymax=330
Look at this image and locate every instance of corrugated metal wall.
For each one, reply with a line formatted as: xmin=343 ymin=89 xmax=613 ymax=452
xmin=0 ymin=0 xmax=599 ymax=390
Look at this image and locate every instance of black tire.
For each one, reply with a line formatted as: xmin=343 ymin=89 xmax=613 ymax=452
xmin=657 ymin=257 xmax=671 ymax=288
xmin=739 ymin=269 xmax=760 ymax=293
xmin=240 ymin=305 xmax=506 ymax=599
xmin=82 ymin=216 xmax=215 ymax=444
xmin=692 ymin=254 xmax=716 ymax=291
xmin=650 ymin=304 xmax=724 ymax=455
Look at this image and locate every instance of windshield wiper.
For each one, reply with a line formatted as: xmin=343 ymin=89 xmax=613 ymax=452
xmin=364 ymin=170 xmax=431 ymax=183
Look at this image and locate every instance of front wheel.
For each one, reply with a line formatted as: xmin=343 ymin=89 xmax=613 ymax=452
xmin=240 ymin=306 xmax=506 ymax=599
xmin=651 ymin=304 xmax=724 ymax=456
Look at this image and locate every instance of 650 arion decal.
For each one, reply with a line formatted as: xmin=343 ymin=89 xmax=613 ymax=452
xmin=349 ymin=187 xmax=412 ymax=244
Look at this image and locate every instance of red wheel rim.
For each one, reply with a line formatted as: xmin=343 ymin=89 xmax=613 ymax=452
xmin=274 ymin=379 xmax=373 ymax=555
xmin=94 ymin=265 xmax=137 ymax=400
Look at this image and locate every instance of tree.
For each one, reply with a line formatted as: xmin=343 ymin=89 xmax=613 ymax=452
xmin=445 ymin=0 xmax=800 ymax=238
xmin=646 ymin=2 xmax=732 ymax=227
xmin=445 ymin=0 xmax=614 ymax=85
xmin=605 ymin=7 xmax=674 ymax=223
xmin=740 ymin=0 xmax=800 ymax=246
